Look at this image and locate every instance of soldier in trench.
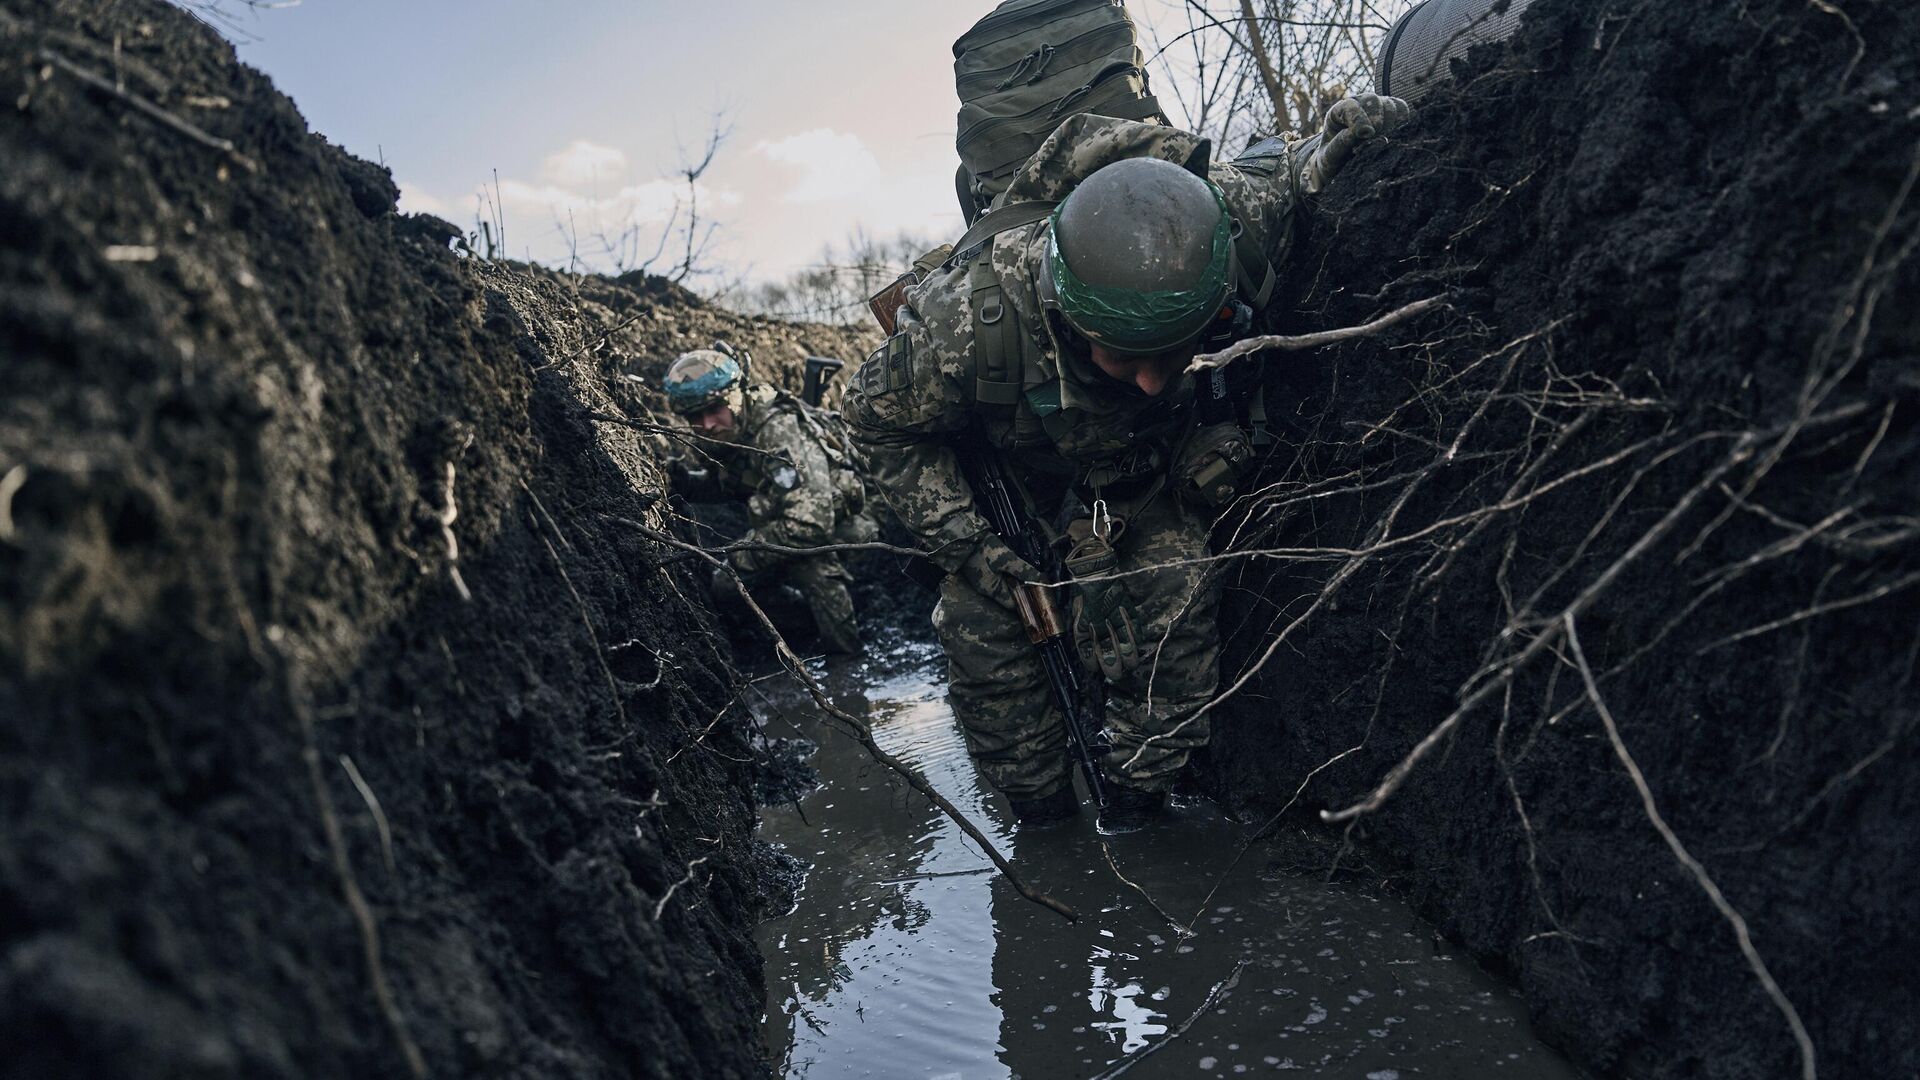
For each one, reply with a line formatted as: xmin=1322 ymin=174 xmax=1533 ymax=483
xmin=844 ymin=96 xmax=1409 ymax=832
xmin=663 ymin=346 xmax=878 ymax=654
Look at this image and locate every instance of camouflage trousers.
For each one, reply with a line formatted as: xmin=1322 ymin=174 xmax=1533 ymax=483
xmin=933 ymin=492 xmax=1219 ymax=799
xmin=712 ymin=513 xmax=876 ymax=654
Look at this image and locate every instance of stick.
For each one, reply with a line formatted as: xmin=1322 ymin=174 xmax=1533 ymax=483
xmin=287 ymin=682 xmax=427 ymax=1079
xmin=1187 ymin=294 xmax=1448 ymax=371
xmin=338 ymin=754 xmax=396 ymax=875
xmin=628 ymin=521 xmax=1078 ymax=923
xmin=1322 ymin=434 xmax=1760 ymax=824
xmin=39 ymin=49 xmax=258 ymax=173
xmin=1566 ymin=616 xmax=1816 ymax=1080
xmin=1088 ymin=960 xmax=1249 ymax=1080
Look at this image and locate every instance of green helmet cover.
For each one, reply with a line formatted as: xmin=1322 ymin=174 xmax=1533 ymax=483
xmin=1046 ymin=178 xmax=1234 ymax=356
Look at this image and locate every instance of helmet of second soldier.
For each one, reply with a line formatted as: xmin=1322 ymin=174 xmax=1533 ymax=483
xmin=1041 ymin=157 xmax=1234 ymax=358
xmin=664 ymin=349 xmax=746 ymax=420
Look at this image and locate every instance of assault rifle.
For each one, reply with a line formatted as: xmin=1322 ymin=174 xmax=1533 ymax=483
xmin=958 ymin=447 xmax=1109 ymax=809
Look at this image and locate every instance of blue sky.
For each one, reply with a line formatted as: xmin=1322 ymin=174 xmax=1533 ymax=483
xmin=213 ymin=1 xmax=1027 ymax=283
xmin=209 ymin=1 xmax=1390 ymax=286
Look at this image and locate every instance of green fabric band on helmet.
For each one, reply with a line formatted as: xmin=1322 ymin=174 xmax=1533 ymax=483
xmin=1047 ymin=181 xmax=1233 ymax=355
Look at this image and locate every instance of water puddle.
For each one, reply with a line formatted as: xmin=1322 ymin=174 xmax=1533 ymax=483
xmin=754 ymin=638 xmax=1583 ymax=1079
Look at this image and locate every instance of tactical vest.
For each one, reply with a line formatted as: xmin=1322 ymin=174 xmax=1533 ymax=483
xmin=730 ymin=387 xmax=867 ymax=517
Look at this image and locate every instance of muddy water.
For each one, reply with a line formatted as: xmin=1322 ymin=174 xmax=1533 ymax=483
xmin=754 ymin=638 xmax=1582 ymax=1079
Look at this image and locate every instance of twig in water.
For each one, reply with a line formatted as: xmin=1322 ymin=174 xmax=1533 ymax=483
xmin=626 ymin=519 xmax=1079 ymax=923
xmin=1101 ymin=838 xmax=1190 ymax=937
xmin=1565 ymin=615 xmax=1816 ymax=1080
xmin=1089 ymin=959 xmax=1249 ymax=1080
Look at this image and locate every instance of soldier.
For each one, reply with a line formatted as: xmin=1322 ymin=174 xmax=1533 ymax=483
xmin=663 ymin=346 xmax=876 ymax=654
xmin=845 ymin=96 xmax=1410 ymax=831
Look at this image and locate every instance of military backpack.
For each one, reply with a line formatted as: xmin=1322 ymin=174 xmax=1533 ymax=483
xmin=953 ymin=0 xmax=1162 ymax=221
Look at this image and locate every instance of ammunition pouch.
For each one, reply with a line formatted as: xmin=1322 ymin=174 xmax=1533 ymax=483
xmin=1177 ymin=421 xmax=1252 ymax=510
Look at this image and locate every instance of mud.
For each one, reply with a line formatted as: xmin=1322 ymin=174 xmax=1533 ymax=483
xmin=1204 ymin=2 xmax=1920 ymax=1078
xmin=0 ymin=2 xmax=847 ymax=1075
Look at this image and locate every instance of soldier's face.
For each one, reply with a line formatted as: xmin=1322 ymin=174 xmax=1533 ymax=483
xmin=1088 ymin=342 xmax=1190 ymax=397
xmin=692 ymin=403 xmax=736 ymax=435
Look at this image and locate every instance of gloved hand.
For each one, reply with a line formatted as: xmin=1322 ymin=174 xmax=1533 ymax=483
xmin=1177 ymin=422 xmax=1254 ymax=509
xmin=955 ymin=534 xmax=1042 ymax=613
xmin=730 ymin=528 xmax=780 ymax=576
xmin=1065 ymin=529 xmax=1141 ymax=679
xmin=1302 ymin=93 xmax=1412 ymax=194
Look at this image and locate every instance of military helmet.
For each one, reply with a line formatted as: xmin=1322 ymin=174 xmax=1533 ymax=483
xmin=664 ymin=348 xmax=745 ymax=415
xmin=1039 ymin=157 xmax=1234 ymax=356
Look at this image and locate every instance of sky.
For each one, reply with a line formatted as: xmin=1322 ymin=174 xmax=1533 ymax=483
xmin=207 ymin=0 xmax=1192 ymax=287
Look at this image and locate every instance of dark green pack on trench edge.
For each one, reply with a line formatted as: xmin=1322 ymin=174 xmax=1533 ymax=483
xmin=953 ymin=0 xmax=1162 ymax=219
xmin=866 ymin=0 xmax=1165 ymax=334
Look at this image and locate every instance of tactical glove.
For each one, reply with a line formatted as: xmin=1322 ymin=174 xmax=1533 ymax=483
xmin=730 ymin=529 xmax=779 ymax=576
xmin=955 ymin=535 xmax=1042 ymax=614
xmin=1302 ymin=93 xmax=1412 ymax=194
xmin=1066 ymin=528 xmax=1141 ymax=679
xmin=1177 ymin=422 xmax=1254 ymax=510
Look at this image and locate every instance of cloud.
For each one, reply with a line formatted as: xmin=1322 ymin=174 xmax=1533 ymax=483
xmin=540 ymin=139 xmax=630 ymax=188
xmin=755 ymin=128 xmax=883 ymax=203
xmin=396 ymin=181 xmax=448 ymax=217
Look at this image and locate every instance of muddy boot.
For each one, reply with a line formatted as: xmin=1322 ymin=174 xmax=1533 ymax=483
xmin=1096 ymin=784 xmax=1167 ymax=835
xmin=1008 ymin=786 xmax=1079 ymax=827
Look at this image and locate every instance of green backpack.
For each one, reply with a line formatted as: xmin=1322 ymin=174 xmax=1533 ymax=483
xmin=953 ymin=0 xmax=1163 ymax=220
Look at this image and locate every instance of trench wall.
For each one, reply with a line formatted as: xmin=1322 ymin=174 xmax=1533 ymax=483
xmin=0 ymin=2 xmax=864 ymax=1075
xmin=1206 ymin=2 xmax=1920 ymax=1077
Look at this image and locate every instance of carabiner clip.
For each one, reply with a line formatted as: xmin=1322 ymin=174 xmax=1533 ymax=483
xmin=1092 ymin=498 xmax=1112 ymax=542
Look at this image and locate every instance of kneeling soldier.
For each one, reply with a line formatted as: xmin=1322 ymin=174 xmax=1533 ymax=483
xmin=664 ymin=345 xmax=876 ymax=654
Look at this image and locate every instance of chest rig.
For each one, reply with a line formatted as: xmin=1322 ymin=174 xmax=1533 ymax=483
xmin=964 ymin=249 xmax=1187 ymax=520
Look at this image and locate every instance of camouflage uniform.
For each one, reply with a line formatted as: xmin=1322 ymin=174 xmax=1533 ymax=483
xmin=676 ymin=383 xmax=876 ymax=653
xmin=844 ymin=115 xmax=1306 ymax=798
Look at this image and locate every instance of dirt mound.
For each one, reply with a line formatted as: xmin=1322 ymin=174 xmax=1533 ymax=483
xmin=1208 ymin=1 xmax=1919 ymax=1077
xmin=0 ymin=2 xmax=847 ymax=1075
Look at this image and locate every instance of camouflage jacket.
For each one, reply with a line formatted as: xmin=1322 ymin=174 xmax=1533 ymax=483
xmin=843 ymin=115 xmax=1305 ymax=573
xmin=678 ymin=384 xmax=861 ymax=553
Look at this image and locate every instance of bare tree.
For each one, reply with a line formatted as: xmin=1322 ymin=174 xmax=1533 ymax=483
xmin=732 ymin=229 xmax=936 ymax=325
xmin=1141 ymin=0 xmax=1409 ymax=151
xmin=669 ymin=111 xmax=733 ymax=284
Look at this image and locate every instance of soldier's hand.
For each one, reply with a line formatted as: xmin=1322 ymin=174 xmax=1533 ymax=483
xmin=956 ymin=536 xmax=1041 ymax=613
xmin=1303 ymin=93 xmax=1412 ymax=194
xmin=730 ymin=528 xmax=782 ymax=576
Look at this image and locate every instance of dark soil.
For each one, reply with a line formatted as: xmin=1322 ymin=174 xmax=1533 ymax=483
xmin=0 ymin=2 xmax=861 ymax=1075
xmin=1205 ymin=2 xmax=1920 ymax=1078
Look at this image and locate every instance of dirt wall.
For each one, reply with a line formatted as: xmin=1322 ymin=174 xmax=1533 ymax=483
xmin=0 ymin=2 xmax=839 ymax=1075
xmin=1205 ymin=2 xmax=1919 ymax=1077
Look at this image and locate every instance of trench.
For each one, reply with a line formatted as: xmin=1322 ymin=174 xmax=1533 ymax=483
xmin=749 ymin=631 xmax=1584 ymax=1079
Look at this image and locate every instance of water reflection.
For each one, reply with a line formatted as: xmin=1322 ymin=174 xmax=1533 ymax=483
xmin=754 ymin=643 xmax=1585 ymax=1079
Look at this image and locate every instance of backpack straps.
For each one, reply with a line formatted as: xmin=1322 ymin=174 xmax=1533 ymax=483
xmin=968 ymin=256 xmax=1025 ymax=407
xmin=1231 ymin=225 xmax=1277 ymax=309
xmin=951 ymin=199 xmax=1059 ymax=264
